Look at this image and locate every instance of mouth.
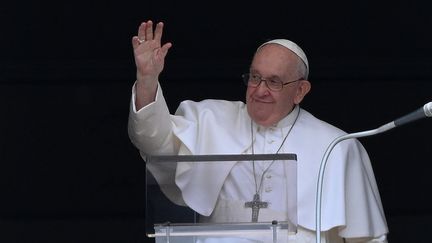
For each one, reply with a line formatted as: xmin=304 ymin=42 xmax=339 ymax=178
xmin=251 ymin=97 xmax=273 ymax=104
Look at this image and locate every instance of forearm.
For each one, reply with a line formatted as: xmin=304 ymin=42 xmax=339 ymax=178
xmin=128 ymin=82 xmax=177 ymax=155
xmin=134 ymin=78 xmax=158 ymax=111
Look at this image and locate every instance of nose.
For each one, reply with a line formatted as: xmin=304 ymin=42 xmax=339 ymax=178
xmin=255 ymin=80 xmax=270 ymax=94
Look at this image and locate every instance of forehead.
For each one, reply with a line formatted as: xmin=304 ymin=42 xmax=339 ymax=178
xmin=251 ymin=44 xmax=300 ymax=75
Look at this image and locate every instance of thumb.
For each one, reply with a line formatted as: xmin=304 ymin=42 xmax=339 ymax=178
xmin=160 ymin=42 xmax=172 ymax=58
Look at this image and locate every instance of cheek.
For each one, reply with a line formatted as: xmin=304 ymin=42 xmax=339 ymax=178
xmin=278 ymin=91 xmax=296 ymax=108
xmin=245 ymin=88 xmax=251 ymax=98
xmin=245 ymin=87 xmax=255 ymax=101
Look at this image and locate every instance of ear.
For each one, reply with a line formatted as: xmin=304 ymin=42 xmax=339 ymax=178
xmin=294 ymin=80 xmax=311 ymax=104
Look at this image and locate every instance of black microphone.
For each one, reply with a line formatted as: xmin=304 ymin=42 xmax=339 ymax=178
xmin=394 ymin=102 xmax=432 ymax=127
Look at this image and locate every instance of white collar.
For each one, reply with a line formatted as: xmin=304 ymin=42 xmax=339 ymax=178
xmin=255 ymin=105 xmax=300 ymax=131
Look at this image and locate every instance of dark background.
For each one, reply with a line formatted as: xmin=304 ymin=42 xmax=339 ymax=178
xmin=1 ymin=1 xmax=431 ymax=242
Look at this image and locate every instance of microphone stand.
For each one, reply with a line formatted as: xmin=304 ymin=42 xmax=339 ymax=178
xmin=315 ymin=121 xmax=396 ymax=243
xmin=315 ymin=101 xmax=431 ymax=242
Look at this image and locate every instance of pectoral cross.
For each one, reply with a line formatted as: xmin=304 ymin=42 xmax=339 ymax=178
xmin=245 ymin=193 xmax=268 ymax=222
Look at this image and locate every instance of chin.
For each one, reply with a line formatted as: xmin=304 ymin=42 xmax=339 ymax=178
xmin=251 ymin=113 xmax=274 ymax=126
xmin=248 ymin=105 xmax=275 ymax=124
xmin=255 ymin=120 xmax=273 ymax=127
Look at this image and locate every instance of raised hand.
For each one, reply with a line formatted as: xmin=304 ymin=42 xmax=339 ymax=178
xmin=132 ymin=20 xmax=172 ymax=109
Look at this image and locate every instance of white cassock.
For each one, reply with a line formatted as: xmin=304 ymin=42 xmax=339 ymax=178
xmin=128 ymin=83 xmax=389 ymax=243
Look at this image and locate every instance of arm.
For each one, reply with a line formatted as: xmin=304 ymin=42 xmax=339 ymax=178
xmin=131 ymin=20 xmax=172 ymax=110
xmin=128 ymin=20 xmax=177 ymax=155
xmin=128 ymin=82 xmax=177 ymax=155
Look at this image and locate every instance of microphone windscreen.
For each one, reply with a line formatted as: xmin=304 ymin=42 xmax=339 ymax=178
xmin=424 ymin=102 xmax=432 ymax=117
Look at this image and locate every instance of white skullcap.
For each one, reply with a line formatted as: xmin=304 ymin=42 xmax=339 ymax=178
xmin=257 ymin=39 xmax=309 ymax=79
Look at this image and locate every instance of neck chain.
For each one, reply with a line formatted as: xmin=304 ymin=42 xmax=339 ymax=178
xmin=250 ymin=107 xmax=300 ymax=197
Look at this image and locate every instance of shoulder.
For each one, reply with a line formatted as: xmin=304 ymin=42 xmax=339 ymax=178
xmin=177 ymin=99 xmax=246 ymax=115
xmin=297 ymin=108 xmax=367 ymax=153
xmin=298 ymin=108 xmax=347 ymax=137
xmin=180 ymin=99 xmax=245 ymax=109
xmin=175 ymin=99 xmax=248 ymax=124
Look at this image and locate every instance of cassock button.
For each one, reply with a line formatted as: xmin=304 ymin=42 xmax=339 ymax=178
xmin=265 ymin=187 xmax=272 ymax=192
xmin=266 ymin=174 xmax=272 ymax=179
xmin=268 ymin=139 xmax=275 ymax=144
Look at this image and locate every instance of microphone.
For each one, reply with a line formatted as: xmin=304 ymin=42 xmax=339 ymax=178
xmin=394 ymin=102 xmax=432 ymax=127
xmin=315 ymin=101 xmax=431 ymax=243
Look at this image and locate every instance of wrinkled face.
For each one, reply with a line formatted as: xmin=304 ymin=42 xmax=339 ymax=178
xmin=246 ymin=44 xmax=311 ymax=127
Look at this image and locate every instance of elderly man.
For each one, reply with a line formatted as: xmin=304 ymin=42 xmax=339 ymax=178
xmin=128 ymin=20 xmax=389 ymax=242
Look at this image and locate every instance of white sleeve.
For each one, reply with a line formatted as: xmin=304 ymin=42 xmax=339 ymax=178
xmin=128 ymin=82 xmax=187 ymax=206
xmin=127 ymin=82 xmax=177 ymax=155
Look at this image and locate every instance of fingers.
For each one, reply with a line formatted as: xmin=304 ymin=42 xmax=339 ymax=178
xmin=145 ymin=20 xmax=154 ymax=41
xmin=131 ymin=36 xmax=141 ymax=49
xmin=160 ymin=42 xmax=172 ymax=55
xmin=157 ymin=42 xmax=172 ymax=60
xmin=134 ymin=20 xmax=165 ymax=45
xmin=153 ymin=22 xmax=164 ymax=43
xmin=137 ymin=21 xmax=149 ymax=42
xmin=132 ymin=20 xmax=172 ymax=55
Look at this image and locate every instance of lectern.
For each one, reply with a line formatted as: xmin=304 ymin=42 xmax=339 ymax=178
xmin=144 ymin=154 xmax=298 ymax=243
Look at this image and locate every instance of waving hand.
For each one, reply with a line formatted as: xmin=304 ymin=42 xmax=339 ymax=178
xmin=132 ymin=20 xmax=172 ymax=109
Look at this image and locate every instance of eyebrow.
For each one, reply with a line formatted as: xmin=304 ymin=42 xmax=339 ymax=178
xmin=250 ymin=70 xmax=283 ymax=81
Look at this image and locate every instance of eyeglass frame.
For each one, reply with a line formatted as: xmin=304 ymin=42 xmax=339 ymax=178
xmin=242 ymin=73 xmax=304 ymax=91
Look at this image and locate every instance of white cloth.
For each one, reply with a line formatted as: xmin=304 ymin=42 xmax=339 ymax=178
xmin=128 ymin=83 xmax=389 ymax=242
xmin=209 ymin=110 xmax=299 ymax=227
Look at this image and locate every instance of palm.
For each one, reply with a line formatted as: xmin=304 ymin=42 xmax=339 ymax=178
xmin=135 ymin=40 xmax=166 ymax=79
xmin=132 ymin=21 xmax=172 ymax=82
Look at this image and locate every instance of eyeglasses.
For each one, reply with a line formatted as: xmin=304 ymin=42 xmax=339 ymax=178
xmin=242 ymin=73 xmax=303 ymax=91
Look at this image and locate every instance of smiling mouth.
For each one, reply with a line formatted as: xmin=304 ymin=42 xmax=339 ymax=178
xmin=251 ymin=97 xmax=273 ymax=104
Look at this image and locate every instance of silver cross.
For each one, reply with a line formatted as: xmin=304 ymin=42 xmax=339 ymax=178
xmin=245 ymin=193 xmax=268 ymax=222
